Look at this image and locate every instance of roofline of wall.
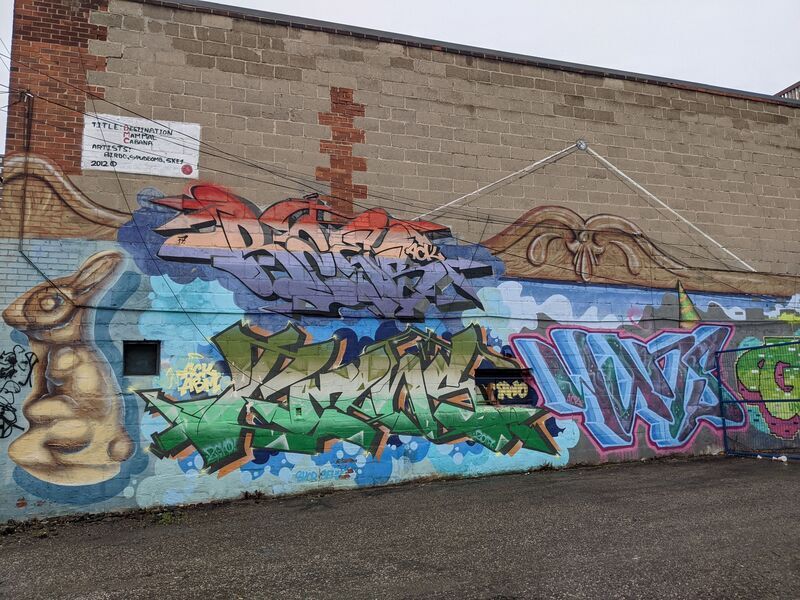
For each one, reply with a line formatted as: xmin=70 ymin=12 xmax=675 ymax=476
xmin=133 ymin=0 xmax=800 ymax=109
xmin=776 ymin=80 xmax=800 ymax=97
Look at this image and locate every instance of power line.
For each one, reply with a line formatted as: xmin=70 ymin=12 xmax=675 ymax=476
xmin=415 ymin=143 xmax=580 ymax=220
xmin=17 ymin=89 xmax=750 ymax=270
xmin=7 ymin=91 xmax=783 ymax=300
xmin=0 ymin=52 xmax=744 ymax=270
xmin=585 ymin=147 xmax=753 ymax=271
xmin=0 ymin=49 xmax=348 ymax=198
xmin=0 ymin=48 xmax=753 ymax=269
xmin=2 ymin=49 xmax=792 ymax=306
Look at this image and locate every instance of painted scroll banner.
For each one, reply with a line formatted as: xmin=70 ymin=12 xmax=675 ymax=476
xmin=81 ymin=114 xmax=200 ymax=178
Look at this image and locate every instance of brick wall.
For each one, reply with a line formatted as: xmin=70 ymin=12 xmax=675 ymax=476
xmin=316 ymin=86 xmax=367 ymax=216
xmin=4 ymin=0 xmax=108 ymax=173
xmin=3 ymin=0 xmax=800 ymax=275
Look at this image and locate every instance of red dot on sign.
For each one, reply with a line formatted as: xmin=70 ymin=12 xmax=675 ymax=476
xmin=181 ymin=164 xmax=193 ymax=175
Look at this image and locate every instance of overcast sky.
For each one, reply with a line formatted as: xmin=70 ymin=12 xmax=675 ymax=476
xmin=1 ymin=0 xmax=799 ymax=154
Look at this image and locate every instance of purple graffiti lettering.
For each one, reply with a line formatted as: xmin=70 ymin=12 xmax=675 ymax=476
xmin=511 ymin=325 xmax=744 ymax=450
xmin=143 ymin=186 xmax=495 ymax=319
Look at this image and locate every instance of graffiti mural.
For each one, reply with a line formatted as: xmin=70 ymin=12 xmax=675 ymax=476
xmin=735 ymin=339 xmax=800 ymax=439
xmin=1 ymin=153 xmax=129 ymax=240
xmin=2 ymin=110 xmax=799 ymax=522
xmin=138 ymin=322 xmax=559 ymax=475
xmin=512 ymin=325 xmax=745 ymax=450
xmin=0 ymin=345 xmax=37 ymax=439
xmin=2 ymin=251 xmax=134 ymax=486
xmin=131 ymin=185 xmax=495 ymax=319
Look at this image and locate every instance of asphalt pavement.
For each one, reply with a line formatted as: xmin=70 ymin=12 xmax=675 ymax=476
xmin=1 ymin=457 xmax=797 ymax=599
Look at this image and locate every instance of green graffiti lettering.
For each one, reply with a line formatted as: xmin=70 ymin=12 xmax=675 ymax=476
xmin=138 ymin=323 xmax=560 ymax=475
xmin=735 ymin=338 xmax=800 ymax=439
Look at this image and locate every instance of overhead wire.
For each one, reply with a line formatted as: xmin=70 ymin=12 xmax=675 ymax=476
xmin=12 ymin=95 xmax=786 ymax=307
xmin=584 ymin=148 xmax=743 ymax=270
xmin=0 ymin=48 xmax=352 ymax=198
xmin=20 ymin=89 xmax=751 ymax=271
xmin=9 ymin=88 xmax=782 ymax=303
xmin=1 ymin=46 xmax=791 ymax=321
xmin=0 ymin=50 xmax=741 ymax=269
xmin=0 ymin=47 xmax=752 ymax=266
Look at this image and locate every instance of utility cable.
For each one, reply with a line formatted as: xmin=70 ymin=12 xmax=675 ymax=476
xmin=20 ymin=91 xmax=751 ymax=273
xmin=0 ymin=63 xmax=746 ymax=269
xmin=7 ymin=93 xmax=780 ymax=301
xmin=584 ymin=146 xmax=756 ymax=272
xmin=4 ymin=51 xmax=791 ymax=309
xmin=0 ymin=47 xmax=746 ymax=268
xmin=415 ymin=143 xmax=580 ymax=220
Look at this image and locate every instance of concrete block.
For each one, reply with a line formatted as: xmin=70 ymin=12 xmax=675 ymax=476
xmin=202 ymin=14 xmax=234 ymax=30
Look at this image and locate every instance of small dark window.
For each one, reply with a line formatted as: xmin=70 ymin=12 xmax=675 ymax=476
xmin=123 ymin=341 xmax=160 ymax=376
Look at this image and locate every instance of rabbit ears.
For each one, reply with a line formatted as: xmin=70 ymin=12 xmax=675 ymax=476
xmin=66 ymin=251 xmax=125 ymax=304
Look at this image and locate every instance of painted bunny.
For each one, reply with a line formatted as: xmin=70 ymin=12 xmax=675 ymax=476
xmin=2 ymin=250 xmax=133 ymax=485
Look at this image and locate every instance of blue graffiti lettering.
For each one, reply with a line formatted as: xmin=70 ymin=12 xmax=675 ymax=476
xmin=512 ymin=326 xmax=745 ymax=449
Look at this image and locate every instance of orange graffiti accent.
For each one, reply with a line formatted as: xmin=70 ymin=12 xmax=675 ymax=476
xmin=154 ymin=185 xmax=449 ymax=262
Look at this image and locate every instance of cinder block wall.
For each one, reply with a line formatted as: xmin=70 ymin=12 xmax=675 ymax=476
xmin=5 ymin=0 xmax=798 ymax=273
xmin=0 ymin=0 xmax=798 ymax=521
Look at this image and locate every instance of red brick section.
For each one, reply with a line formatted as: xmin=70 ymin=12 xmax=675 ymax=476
xmin=316 ymin=87 xmax=367 ymax=217
xmin=5 ymin=0 xmax=108 ymax=173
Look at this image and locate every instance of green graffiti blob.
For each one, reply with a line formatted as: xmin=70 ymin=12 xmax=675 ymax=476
xmin=735 ymin=338 xmax=800 ymax=439
xmin=138 ymin=322 xmax=559 ymax=475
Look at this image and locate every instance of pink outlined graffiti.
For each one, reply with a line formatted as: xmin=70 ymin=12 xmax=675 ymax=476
xmin=510 ymin=324 xmax=745 ymax=453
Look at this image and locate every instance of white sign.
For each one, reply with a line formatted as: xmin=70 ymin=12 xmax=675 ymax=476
xmin=82 ymin=114 xmax=201 ymax=178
